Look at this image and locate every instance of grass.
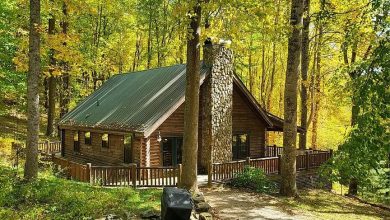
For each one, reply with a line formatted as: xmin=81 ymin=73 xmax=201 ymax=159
xmin=279 ymin=189 xmax=390 ymax=220
xmin=0 ymin=165 xmax=162 ymax=220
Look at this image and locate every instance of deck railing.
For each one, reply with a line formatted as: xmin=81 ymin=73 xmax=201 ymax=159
xmin=264 ymin=145 xmax=330 ymax=157
xmin=52 ymin=156 xmax=89 ymax=182
xmin=52 ymin=156 xmax=182 ymax=188
xmin=209 ymin=150 xmax=332 ymax=184
xmin=38 ymin=141 xmax=61 ymax=154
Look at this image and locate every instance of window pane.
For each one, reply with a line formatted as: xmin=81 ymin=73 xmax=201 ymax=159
xmin=124 ymin=134 xmax=132 ymax=145
xmin=239 ymin=134 xmax=249 ymax=158
xmin=102 ymin=134 xmax=109 ymax=148
xmin=102 ymin=134 xmax=108 ymax=141
xmin=85 ymin=132 xmax=91 ymax=145
xmin=74 ymin=131 xmax=79 ymax=141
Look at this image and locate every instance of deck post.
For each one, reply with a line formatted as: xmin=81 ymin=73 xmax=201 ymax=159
xmin=246 ymin=157 xmax=250 ymax=166
xmin=272 ymin=144 xmax=278 ymax=157
xmin=329 ymin=149 xmax=333 ymax=158
xmin=87 ymin=163 xmax=92 ymax=185
xmin=66 ymin=158 xmax=71 ymax=179
xmin=277 ymin=154 xmax=282 ymax=174
xmin=131 ymin=163 xmax=137 ymax=188
xmin=45 ymin=140 xmax=49 ymax=154
xmin=177 ymin=164 xmax=182 ymax=186
xmin=305 ymin=151 xmax=310 ymax=170
xmin=207 ymin=163 xmax=212 ymax=188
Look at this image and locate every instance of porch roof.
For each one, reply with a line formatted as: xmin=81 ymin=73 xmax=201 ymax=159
xmin=266 ymin=113 xmax=305 ymax=133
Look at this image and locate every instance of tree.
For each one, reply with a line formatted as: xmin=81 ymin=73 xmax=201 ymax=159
xmin=324 ymin=24 xmax=389 ymax=200
xmin=280 ymin=0 xmax=303 ymax=197
xmin=299 ymin=0 xmax=310 ymax=150
xmin=310 ymin=0 xmax=324 ymax=149
xmin=59 ymin=1 xmax=70 ymax=118
xmin=181 ymin=0 xmax=201 ymax=192
xmin=24 ymin=0 xmax=41 ymax=181
xmin=46 ymin=1 xmax=56 ymax=137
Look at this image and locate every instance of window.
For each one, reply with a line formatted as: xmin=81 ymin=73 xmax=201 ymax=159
xmin=102 ymin=134 xmax=109 ymax=148
xmin=124 ymin=134 xmax=132 ymax=163
xmin=74 ymin=131 xmax=79 ymax=142
xmin=232 ymin=134 xmax=249 ymax=160
xmin=74 ymin=131 xmax=80 ymax=152
xmin=84 ymin=132 xmax=91 ymax=145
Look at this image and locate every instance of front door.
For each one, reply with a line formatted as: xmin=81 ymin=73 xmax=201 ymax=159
xmin=162 ymin=137 xmax=183 ymax=166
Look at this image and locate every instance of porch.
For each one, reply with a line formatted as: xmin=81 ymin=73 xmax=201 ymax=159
xmin=40 ymin=141 xmax=332 ymax=188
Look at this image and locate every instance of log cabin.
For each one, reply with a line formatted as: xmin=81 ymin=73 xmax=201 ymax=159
xmin=58 ymin=41 xmax=303 ymax=172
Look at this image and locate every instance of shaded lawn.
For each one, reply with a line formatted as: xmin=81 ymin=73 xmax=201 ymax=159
xmin=0 ymin=165 xmax=162 ymax=220
xmin=280 ymin=189 xmax=390 ymax=220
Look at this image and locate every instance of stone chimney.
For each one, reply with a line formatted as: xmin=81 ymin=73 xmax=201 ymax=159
xmin=200 ymin=39 xmax=234 ymax=171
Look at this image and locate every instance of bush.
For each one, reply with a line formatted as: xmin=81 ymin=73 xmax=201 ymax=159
xmin=229 ymin=166 xmax=276 ymax=193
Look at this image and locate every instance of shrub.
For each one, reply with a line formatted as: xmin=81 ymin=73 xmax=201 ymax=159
xmin=229 ymin=166 xmax=276 ymax=193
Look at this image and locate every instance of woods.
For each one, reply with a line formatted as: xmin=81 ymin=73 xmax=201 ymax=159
xmin=0 ymin=0 xmax=389 ymax=218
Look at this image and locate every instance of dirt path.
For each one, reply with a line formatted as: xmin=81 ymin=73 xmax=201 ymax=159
xmin=202 ymin=186 xmax=312 ymax=220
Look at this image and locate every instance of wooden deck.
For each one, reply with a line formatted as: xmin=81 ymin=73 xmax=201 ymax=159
xmin=38 ymin=141 xmax=332 ymax=188
xmin=52 ymin=155 xmax=182 ymax=188
xmin=209 ymin=149 xmax=332 ymax=185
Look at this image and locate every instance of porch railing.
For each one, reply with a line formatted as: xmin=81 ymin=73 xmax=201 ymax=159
xmin=264 ymin=145 xmax=331 ymax=157
xmin=52 ymin=155 xmax=182 ymax=188
xmin=209 ymin=150 xmax=332 ymax=184
xmin=38 ymin=141 xmax=61 ymax=154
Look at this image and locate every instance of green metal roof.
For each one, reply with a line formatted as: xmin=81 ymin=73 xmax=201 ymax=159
xmin=59 ymin=64 xmax=208 ymax=134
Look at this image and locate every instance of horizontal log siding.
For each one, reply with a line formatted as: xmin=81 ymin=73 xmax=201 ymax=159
xmin=147 ymin=105 xmax=185 ymax=167
xmin=232 ymin=84 xmax=267 ymax=158
xmin=63 ymin=129 xmax=125 ymax=165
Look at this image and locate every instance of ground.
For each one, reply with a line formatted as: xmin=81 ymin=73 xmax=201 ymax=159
xmin=202 ymin=185 xmax=390 ymax=220
xmin=0 ymin=164 xmax=162 ymax=219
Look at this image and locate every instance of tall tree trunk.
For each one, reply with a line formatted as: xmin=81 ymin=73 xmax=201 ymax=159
xmin=311 ymin=52 xmax=321 ymax=149
xmin=248 ymin=34 xmax=254 ymax=93
xmin=311 ymin=0 xmax=324 ymax=149
xmin=60 ymin=2 xmax=69 ymax=118
xmin=299 ymin=0 xmax=310 ymax=150
xmin=280 ymin=0 xmax=303 ymax=197
xmin=147 ymin=5 xmax=153 ymax=69
xmin=46 ymin=10 xmax=56 ymax=136
xmin=25 ymin=0 xmax=41 ymax=181
xmin=181 ymin=2 xmax=201 ymax=192
xmin=348 ymin=42 xmax=359 ymax=195
xmin=261 ymin=44 xmax=266 ymax=106
xmin=132 ymin=32 xmax=142 ymax=72
xmin=267 ymin=42 xmax=277 ymax=111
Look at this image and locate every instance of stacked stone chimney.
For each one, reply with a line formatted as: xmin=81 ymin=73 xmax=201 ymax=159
xmin=200 ymin=40 xmax=234 ymax=171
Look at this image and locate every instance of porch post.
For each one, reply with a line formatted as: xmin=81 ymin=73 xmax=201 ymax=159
xmin=131 ymin=163 xmax=137 ymax=188
xmin=277 ymin=154 xmax=282 ymax=174
xmin=87 ymin=163 xmax=92 ymax=184
xmin=207 ymin=162 xmax=212 ymax=188
xmin=305 ymin=151 xmax=310 ymax=170
xmin=273 ymin=145 xmax=277 ymax=157
xmin=177 ymin=164 xmax=182 ymax=186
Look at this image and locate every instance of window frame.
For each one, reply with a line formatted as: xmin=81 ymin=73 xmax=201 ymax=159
xmin=102 ymin=133 xmax=109 ymax=148
xmin=84 ymin=132 xmax=92 ymax=145
xmin=232 ymin=133 xmax=250 ymax=160
xmin=73 ymin=131 xmax=81 ymax=152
